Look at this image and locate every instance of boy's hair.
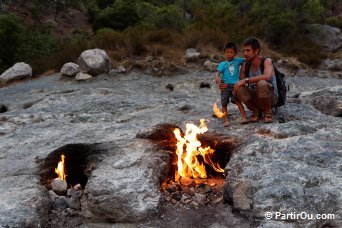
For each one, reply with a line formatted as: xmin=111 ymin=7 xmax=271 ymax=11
xmin=243 ymin=37 xmax=260 ymax=54
xmin=223 ymin=42 xmax=237 ymax=53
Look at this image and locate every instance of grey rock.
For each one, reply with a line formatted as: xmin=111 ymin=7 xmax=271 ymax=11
xmin=0 ymin=69 xmax=340 ymax=227
xmin=232 ymin=181 xmax=252 ymax=210
xmin=53 ymin=196 xmax=68 ymax=210
xmin=74 ymin=184 xmax=82 ymax=190
xmin=192 ymin=193 xmax=206 ymax=206
xmin=299 ymin=86 xmax=342 ymax=117
xmin=80 ymin=140 xmax=168 ymax=222
xmin=75 ymin=72 xmax=92 ymax=81
xmin=186 ymin=48 xmax=200 ymax=61
xmin=197 ymin=184 xmax=212 ymax=194
xmin=0 ymin=62 xmax=32 ymax=83
xmin=60 ymin=62 xmax=80 ymax=77
xmin=203 ymin=60 xmax=218 ymax=72
xmin=51 ymin=178 xmax=67 ymax=194
xmin=79 ymin=49 xmax=111 ymax=75
xmin=66 ymin=195 xmax=81 ymax=210
xmin=0 ymin=176 xmax=51 ymax=227
xmin=48 ymin=190 xmax=58 ymax=200
xmin=304 ymin=24 xmax=342 ymax=52
xmin=116 ymin=65 xmax=126 ymax=73
xmin=224 ymin=103 xmax=342 ymax=227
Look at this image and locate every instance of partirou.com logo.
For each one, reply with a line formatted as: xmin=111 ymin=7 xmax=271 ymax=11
xmin=264 ymin=211 xmax=336 ymax=220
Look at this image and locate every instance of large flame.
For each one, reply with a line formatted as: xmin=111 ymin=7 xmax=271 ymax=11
xmin=173 ymin=119 xmax=224 ymax=179
xmin=213 ymin=100 xmax=225 ymax=118
xmin=55 ymin=155 xmax=66 ymax=181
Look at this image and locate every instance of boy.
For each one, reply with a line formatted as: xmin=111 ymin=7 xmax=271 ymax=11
xmin=215 ymin=42 xmax=249 ymax=127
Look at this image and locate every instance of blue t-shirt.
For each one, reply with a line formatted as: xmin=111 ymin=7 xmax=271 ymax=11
xmin=217 ymin=58 xmax=244 ymax=84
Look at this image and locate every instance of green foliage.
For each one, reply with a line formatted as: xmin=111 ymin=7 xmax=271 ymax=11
xmin=17 ymin=29 xmax=59 ymax=63
xmin=93 ymin=1 xmax=139 ymax=31
xmin=92 ymin=28 xmax=126 ymax=50
xmin=96 ymin=0 xmax=116 ymax=9
xmin=0 ymin=14 xmax=24 ymax=72
xmin=325 ymin=16 xmax=342 ymax=28
xmin=298 ymin=0 xmax=324 ymax=23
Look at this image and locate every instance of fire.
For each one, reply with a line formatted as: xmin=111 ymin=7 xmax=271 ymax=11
xmin=213 ymin=100 xmax=225 ymax=118
xmin=173 ymin=119 xmax=224 ymax=179
xmin=55 ymin=154 xmax=66 ymax=181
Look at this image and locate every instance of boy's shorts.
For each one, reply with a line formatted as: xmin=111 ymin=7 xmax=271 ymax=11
xmin=221 ymin=84 xmax=235 ymax=106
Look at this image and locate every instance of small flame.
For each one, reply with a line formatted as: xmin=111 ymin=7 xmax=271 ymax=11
xmin=55 ymin=155 xmax=66 ymax=181
xmin=213 ymin=100 xmax=225 ymax=118
xmin=173 ymin=119 xmax=224 ymax=179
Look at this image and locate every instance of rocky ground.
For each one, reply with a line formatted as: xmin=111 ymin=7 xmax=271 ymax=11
xmin=0 ymin=61 xmax=341 ymax=227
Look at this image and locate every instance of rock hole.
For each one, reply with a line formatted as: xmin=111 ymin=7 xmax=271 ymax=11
xmin=137 ymin=123 xmax=240 ymax=207
xmin=0 ymin=103 xmax=8 ymax=113
xmin=39 ymin=143 xmax=105 ymax=190
xmin=200 ymin=82 xmax=211 ymax=88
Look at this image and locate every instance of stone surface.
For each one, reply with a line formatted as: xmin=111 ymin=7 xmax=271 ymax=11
xmin=0 ymin=66 xmax=341 ymax=227
xmin=75 ymin=72 xmax=92 ymax=81
xmin=60 ymin=62 xmax=80 ymax=77
xmin=223 ymin=105 xmax=342 ymax=227
xmin=299 ymin=86 xmax=342 ymax=117
xmin=80 ymin=140 xmax=168 ymax=222
xmin=51 ymin=178 xmax=67 ymax=194
xmin=79 ymin=49 xmax=111 ymax=75
xmin=304 ymin=24 xmax=342 ymax=52
xmin=0 ymin=176 xmax=51 ymax=227
xmin=186 ymin=48 xmax=201 ymax=62
xmin=203 ymin=60 xmax=218 ymax=72
xmin=0 ymin=62 xmax=32 ymax=83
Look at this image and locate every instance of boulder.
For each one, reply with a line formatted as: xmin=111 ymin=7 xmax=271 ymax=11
xmin=185 ymin=48 xmax=201 ymax=62
xmin=203 ymin=60 xmax=218 ymax=72
xmin=75 ymin=72 xmax=92 ymax=81
xmin=79 ymin=49 xmax=111 ymax=76
xmin=51 ymin=178 xmax=67 ymax=195
xmin=304 ymin=24 xmax=342 ymax=52
xmin=224 ymin=103 xmax=342 ymax=227
xmin=60 ymin=62 xmax=80 ymax=77
xmin=0 ymin=62 xmax=32 ymax=83
xmin=80 ymin=140 xmax=168 ymax=222
xmin=299 ymin=86 xmax=342 ymax=117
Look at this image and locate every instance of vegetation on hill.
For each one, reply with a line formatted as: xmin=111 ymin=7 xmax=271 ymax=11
xmin=0 ymin=0 xmax=341 ymax=74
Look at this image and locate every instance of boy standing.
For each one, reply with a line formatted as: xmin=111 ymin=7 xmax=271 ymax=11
xmin=215 ymin=42 xmax=249 ymax=127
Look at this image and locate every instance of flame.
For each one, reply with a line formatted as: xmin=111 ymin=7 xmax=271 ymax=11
xmin=213 ymin=100 xmax=225 ymax=118
xmin=55 ymin=155 xmax=66 ymax=181
xmin=173 ymin=119 xmax=224 ymax=179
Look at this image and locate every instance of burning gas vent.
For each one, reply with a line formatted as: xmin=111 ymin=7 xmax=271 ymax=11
xmin=39 ymin=144 xmax=103 ymax=189
xmin=137 ymin=121 xmax=239 ymax=207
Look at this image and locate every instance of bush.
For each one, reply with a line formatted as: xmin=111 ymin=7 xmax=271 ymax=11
xmin=0 ymin=14 xmax=24 ymax=73
xmin=145 ymin=29 xmax=176 ymax=44
xmin=325 ymin=16 xmax=342 ymax=28
xmin=182 ymin=28 xmax=227 ymax=50
xmin=92 ymin=2 xmax=139 ymax=31
xmin=92 ymin=28 xmax=127 ymax=50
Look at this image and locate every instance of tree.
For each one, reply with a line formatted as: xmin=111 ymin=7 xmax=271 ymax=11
xmin=0 ymin=14 xmax=24 ymax=72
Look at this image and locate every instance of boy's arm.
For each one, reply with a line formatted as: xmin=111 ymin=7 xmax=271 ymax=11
xmin=233 ymin=62 xmax=247 ymax=94
xmin=215 ymin=71 xmax=221 ymax=84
